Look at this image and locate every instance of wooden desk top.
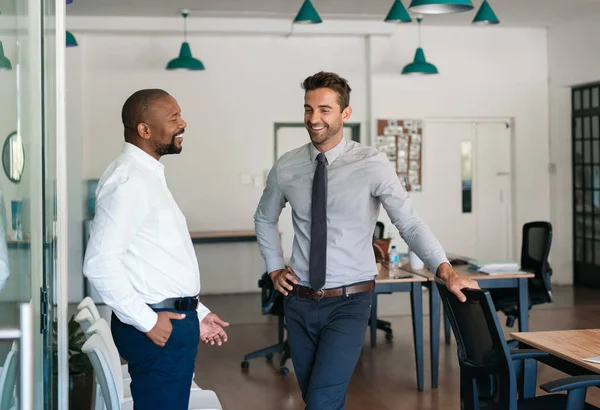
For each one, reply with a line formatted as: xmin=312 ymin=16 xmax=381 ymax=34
xmin=511 ymin=329 xmax=600 ymax=374
xmin=189 ymin=230 xmax=256 ymax=239
xmin=401 ymin=262 xmax=534 ymax=281
xmin=375 ymin=262 xmax=427 ymax=283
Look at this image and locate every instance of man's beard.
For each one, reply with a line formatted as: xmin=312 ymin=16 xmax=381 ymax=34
xmin=155 ymin=133 xmax=183 ymax=156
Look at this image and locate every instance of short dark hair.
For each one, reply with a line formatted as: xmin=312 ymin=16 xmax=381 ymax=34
xmin=301 ymin=71 xmax=351 ymax=110
xmin=121 ymin=89 xmax=171 ymax=134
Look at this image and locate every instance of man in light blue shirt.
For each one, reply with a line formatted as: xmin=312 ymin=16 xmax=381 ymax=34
xmin=254 ymin=71 xmax=478 ymax=409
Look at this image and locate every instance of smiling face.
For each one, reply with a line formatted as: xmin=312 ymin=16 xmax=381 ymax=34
xmin=144 ymin=95 xmax=187 ymax=157
xmin=304 ymin=87 xmax=352 ymax=151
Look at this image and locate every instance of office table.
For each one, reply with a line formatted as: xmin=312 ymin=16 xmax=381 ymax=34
xmin=371 ymin=264 xmax=428 ymax=391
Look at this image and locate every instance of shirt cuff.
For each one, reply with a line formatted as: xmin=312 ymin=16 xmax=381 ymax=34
xmin=134 ymin=309 xmax=159 ymax=333
xmin=429 ymin=253 xmax=450 ymax=276
xmin=196 ymin=301 xmax=211 ymax=323
xmin=265 ymin=257 xmax=286 ymax=274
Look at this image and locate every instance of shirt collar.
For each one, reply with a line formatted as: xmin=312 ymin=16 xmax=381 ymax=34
xmin=122 ymin=142 xmax=164 ymax=173
xmin=309 ymin=137 xmax=347 ymax=165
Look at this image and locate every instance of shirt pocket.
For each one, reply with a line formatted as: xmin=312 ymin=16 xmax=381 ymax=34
xmin=158 ymin=209 xmax=184 ymax=247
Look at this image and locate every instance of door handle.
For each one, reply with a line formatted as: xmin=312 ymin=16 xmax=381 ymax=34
xmin=497 ymin=172 xmax=510 ymax=176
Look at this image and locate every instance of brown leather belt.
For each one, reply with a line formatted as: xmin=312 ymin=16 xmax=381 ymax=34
xmin=291 ymin=281 xmax=375 ymax=300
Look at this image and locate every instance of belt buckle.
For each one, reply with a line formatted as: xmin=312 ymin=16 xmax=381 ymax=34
xmin=313 ymin=289 xmax=324 ymax=301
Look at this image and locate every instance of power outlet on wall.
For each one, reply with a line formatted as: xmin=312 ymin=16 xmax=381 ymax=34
xmin=240 ymin=174 xmax=253 ymax=185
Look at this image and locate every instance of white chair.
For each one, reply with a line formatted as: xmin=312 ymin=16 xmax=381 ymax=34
xmin=74 ymin=307 xmax=131 ymax=383
xmin=0 ymin=341 xmax=18 ymax=410
xmin=82 ymin=334 xmax=222 ymax=410
xmin=77 ymin=297 xmax=102 ymax=322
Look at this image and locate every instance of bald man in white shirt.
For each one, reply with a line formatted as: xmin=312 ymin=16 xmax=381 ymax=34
xmin=83 ymin=89 xmax=228 ymax=410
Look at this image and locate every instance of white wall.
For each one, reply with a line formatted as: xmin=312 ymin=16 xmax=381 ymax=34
xmin=67 ymin=18 xmax=551 ymax=298
xmin=372 ymin=26 xmax=550 ymax=263
xmin=547 ymin=19 xmax=600 ymax=285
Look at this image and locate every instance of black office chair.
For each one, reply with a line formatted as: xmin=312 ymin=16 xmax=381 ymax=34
xmin=241 ymin=272 xmax=291 ymax=375
xmin=435 ymin=276 xmax=600 ymax=410
xmin=371 ymin=221 xmax=394 ymax=341
xmin=489 ymin=221 xmax=553 ymax=328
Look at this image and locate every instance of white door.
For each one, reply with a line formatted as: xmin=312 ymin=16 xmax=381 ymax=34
xmin=474 ymin=122 xmax=512 ymax=260
xmin=413 ymin=120 xmax=512 ymax=260
xmin=275 ymin=126 xmax=354 ymax=262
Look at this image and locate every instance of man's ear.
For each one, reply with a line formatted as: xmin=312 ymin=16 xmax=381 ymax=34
xmin=342 ymin=106 xmax=353 ymax=122
xmin=137 ymin=123 xmax=151 ymax=140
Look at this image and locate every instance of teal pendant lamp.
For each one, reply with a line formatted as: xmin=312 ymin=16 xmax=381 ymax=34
xmin=473 ymin=0 xmax=499 ymax=24
xmin=66 ymin=31 xmax=78 ymax=47
xmin=294 ymin=0 xmax=322 ymax=24
xmin=166 ymin=9 xmax=205 ymax=71
xmin=402 ymin=18 xmax=438 ymax=75
xmin=385 ymin=0 xmax=412 ymax=23
xmin=408 ymin=0 xmax=473 ymax=14
xmin=0 ymin=41 xmax=12 ymax=71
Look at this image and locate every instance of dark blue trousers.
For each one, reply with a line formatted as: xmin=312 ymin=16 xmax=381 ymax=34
xmin=111 ymin=309 xmax=199 ymax=410
xmin=283 ymin=288 xmax=373 ymax=410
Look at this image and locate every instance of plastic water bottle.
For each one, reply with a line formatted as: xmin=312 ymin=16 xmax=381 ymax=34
xmin=388 ymin=245 xmax=400 ymax=278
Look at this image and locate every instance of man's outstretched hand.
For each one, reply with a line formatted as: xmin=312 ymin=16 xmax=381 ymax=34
xmin=200 ymin=313 xmax=230 ymax=346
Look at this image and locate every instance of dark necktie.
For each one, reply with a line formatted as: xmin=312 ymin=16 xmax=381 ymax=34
xmin=309 ymin=152 xmax=327 ymax=290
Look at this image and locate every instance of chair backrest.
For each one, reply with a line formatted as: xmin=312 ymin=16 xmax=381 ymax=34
xmin=74 ymin=307 xmax=96 ymax=335
xmin=521 ymin=221 xmax=553 ymax=299
xmin=85 ymin=320 xmax=124 ymax=401
xmin=434 ymin=277 xmax=517 ymax=410
xmin=82 ymin=334 xmax=121 ymax=410
xmin=258 ymin=272 xmax=283 ymax=316
xmin=77 ymin=297 xmax=102 ymax=322
xmin=373 ymin=221 xmax=385 ymax=240
xmin=0 ymin=342 xmax=18 ymax=410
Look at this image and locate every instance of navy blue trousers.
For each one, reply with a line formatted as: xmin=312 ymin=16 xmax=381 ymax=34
xmin=111 ymin=308 xmax=199 ymax=410
xmin=283 ymin=288 xmax=373 ymax=410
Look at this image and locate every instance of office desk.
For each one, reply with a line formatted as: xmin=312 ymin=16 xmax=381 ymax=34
xmin=372 ymin=263 xmax=428 ymax=391
xmin=401 ymin=262 xmax=534 ymax=389
xmin=189 ymin=230 xmax=257 ymax=244
xmin=512 ymin=329 xmax=600 ymax=376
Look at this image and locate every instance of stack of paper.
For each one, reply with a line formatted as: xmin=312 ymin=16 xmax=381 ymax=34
xmin=468 ymin=260 xmax=520 ymax=275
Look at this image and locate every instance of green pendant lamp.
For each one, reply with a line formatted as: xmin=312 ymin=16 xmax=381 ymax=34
xmin=0 ymin=41 xmax=12 ymax=71
xmin=408 ymin=0 xmax=473 ymax=14
xmin=472 ymin=0 xmax=499 ymax=24
xmin=66 ymin=31 xmax=78 ymax=47
xmin=294 ymin=0 xmax=322 ymax=24
xmin=166 ymin=9 xmax=205 ymax=71
xmin=384 ymin=0 xmax=412 ymax=23
xmin=402 ymin=18 xmax=438 ymax=75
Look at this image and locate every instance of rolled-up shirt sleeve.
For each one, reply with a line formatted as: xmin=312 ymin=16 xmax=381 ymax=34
xmin=254 ymin=163 xmax=287 ymax=273
xmin=370 ymin=153 xmax=449 ymax=274
xmin=83 ymin=175 xmax=158 ymax=333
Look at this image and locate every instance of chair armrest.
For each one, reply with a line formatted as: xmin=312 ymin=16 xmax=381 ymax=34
xmin=510 ymin=349 xmax=551 ymax=360
xmin=541 ymin=375 xmax=600 ymax=393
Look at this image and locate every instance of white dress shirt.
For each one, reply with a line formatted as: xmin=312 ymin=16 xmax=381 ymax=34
xmin=83 ymin=143 xmax=210 ymax=333
xmin=255 ymin=138 xmax=448 ymax=289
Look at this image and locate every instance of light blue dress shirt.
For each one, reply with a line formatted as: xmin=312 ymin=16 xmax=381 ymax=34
xmin=254 ymin=138 xmax=449 ymax=289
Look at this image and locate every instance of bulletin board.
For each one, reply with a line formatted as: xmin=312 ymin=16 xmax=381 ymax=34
xmin=375 ymin=119 xmax=423 ymax=192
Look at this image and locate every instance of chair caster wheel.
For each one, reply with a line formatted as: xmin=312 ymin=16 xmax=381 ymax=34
xmin=241 ymin=361 xmax=249 ymax=369
xmin=280 ymin=367 xmax=289 ymax=375
xmin=386 ymin=332 xmax=393 ymax=341
xmin=266 ymin=353 xmax=273 ymax=361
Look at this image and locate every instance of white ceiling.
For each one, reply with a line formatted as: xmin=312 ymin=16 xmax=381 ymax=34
xmin=27 ymin=0 xmax=600 ymax=28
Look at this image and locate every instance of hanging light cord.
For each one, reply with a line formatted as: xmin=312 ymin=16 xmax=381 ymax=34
xmin=182 ymin=9 xmax=189 ymax=43
xmin=417 ymin=17 xmax=422 ymax=47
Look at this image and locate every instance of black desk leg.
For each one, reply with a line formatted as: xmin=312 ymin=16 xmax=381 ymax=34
xmin=411 ymin=282 xmax=424 ymax=391
xmin=518 ymin=278 xmax=529 ymax=332
xmin=370 ymin=293 xmax=378 ymax=348
xmin=429 ymin=282 xmax=440 ymax=389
